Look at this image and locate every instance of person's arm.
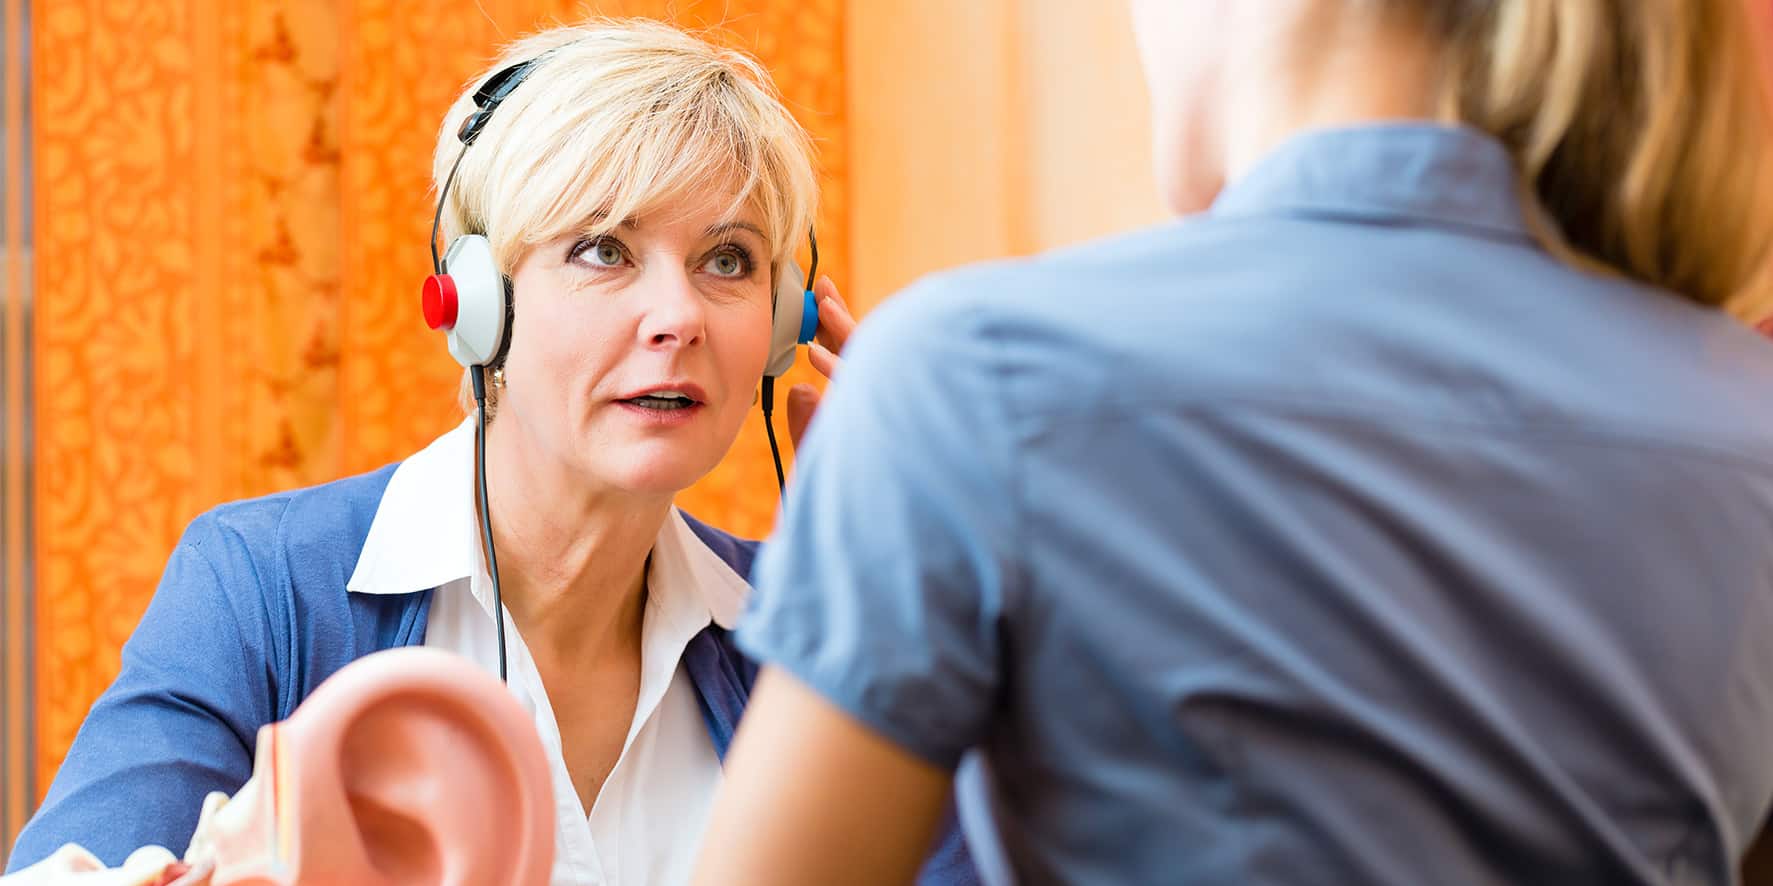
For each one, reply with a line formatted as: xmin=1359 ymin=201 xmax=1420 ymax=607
xmin=696 ymin=668 xmax=954 ymax=885
xmin=7 ymin=516 xmax=275 ymax=872
xmin=697 ymin=276 xmax=1011 ymax=884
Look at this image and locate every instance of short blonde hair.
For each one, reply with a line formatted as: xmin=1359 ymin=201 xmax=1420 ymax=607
xmin=1404 ymin=0 xmax=1773 ymax=316
xmin=433 ymin=18 xmax=819 ymax=410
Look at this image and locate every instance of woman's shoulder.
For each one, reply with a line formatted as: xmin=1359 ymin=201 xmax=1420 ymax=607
xmin=170 ymin=464 xmax=407 ymax=640
xmin=168 ymin=463 xmax=422 ymax=710
xmin=183 ymin=463 xmax=402 ymax=567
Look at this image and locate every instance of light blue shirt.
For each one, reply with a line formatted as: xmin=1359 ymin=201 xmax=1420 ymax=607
xmin=738 ymin=125 xmax=1773 ymax=885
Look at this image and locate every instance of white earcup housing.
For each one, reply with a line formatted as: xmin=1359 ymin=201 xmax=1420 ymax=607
xmin=766 ymin=259 xmax=810 ymax=378
xmin=438 ymin=235 xmax=507 ymax=368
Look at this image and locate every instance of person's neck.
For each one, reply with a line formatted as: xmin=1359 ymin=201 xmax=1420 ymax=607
xmin=1217 ymin=7 xmax=1444 ymax=189
xmin=479 ymin=416 xmax=673 ymax=665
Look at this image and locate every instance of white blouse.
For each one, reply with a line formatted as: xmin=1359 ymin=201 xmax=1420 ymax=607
xmin=347 ymin=420 xmax=750 ymax=886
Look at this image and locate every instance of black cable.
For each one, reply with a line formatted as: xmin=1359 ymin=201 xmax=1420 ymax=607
xmin=431 ymin=142 xmax=472 ymax=276
xmin=471 ymin=365 xmax=509 ymax=683
xmin=761 ymin=375 xmax=785 ymax=498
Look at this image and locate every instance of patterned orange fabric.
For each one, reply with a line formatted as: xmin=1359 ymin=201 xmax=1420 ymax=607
xmin=4 ymin=0 xmax=29 ymax=846
xmin=34 ymin=0 xmax=844 ymax=794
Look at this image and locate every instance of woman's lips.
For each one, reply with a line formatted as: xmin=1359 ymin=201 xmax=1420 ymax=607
xmin=612 ymin=397 xmax=706 ymax=427
xmin=615 ymin=382 xmax=709 ymax=403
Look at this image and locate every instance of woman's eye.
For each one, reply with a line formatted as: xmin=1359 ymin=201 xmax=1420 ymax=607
xmin=589 ymin=241 xmax=624 ymax=267
xmin=704 ymin=249 xmax=750 ymax=279
xmin=572 ymin=237 xmax=626 ymax=268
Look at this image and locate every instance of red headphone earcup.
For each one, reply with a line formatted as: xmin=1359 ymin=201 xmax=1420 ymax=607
xmin=429 ymin=236 xmax=506 ymax=368
xmin=422 ymin=275 xmax=460 ymax=331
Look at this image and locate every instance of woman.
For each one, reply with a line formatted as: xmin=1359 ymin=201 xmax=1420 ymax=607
xmin=7 ymin=19 xmax=971 ymax=886
xmin=699 ymin=1 xmax=1773 ymax=884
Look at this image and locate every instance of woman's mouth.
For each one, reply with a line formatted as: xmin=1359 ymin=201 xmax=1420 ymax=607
xmin=621 ymin=392 xmax=699 ymax=411
xmin=614 ymin=387 xmax=708 ymax=426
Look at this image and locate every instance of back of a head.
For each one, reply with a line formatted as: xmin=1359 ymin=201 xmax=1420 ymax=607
xmin=1408 ymin=0 xmax=1773 ymax=317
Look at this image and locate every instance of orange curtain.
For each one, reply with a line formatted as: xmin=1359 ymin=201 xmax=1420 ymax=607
xmin=33 ymin=0 xmax=845 ymax=794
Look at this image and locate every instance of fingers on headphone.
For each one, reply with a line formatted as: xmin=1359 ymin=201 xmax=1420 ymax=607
xmin=811 ymin=278 xmax=856 ymax=353
xmin=807 ymin=341 xmax=841 ymax=379
xmin=813 ymin=276 xmax=850 ymax=314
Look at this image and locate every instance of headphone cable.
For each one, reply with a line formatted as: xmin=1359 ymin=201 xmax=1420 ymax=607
xmin=471 ymin=365 xmax=509 ymax=683
xmin=762 ymin=375 xmax=785 ymax=499
xmin=431 ymin=142 xmax=471 ymax=276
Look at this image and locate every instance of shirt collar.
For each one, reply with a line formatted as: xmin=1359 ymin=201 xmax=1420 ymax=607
xmin=649 ymin=509 xmax=749 ymax=631
xmin=1210 ymin=124 xmax=1531 ymax=241
xmin=346 ymin=418 xmax=480 ymax=597
xmin=346 ymin=419 xmax=749 ymax=630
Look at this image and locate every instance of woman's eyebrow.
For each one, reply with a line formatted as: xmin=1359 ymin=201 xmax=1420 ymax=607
xmin=582 ymin=210 xmax=637 ymax=230
xmin=705 ymin=220 xmax=767 ymax=240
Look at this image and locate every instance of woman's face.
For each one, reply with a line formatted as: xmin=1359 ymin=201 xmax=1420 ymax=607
xmin=497 ymin=185 xmax=775 ymax=497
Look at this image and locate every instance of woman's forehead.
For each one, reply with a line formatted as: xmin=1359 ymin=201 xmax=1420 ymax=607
xmin=566 ymin=181 xmax=770 ymax=236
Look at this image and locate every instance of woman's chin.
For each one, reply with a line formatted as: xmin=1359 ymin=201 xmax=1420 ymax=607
xmin=589 ymin=446 xmax=721 ymax=498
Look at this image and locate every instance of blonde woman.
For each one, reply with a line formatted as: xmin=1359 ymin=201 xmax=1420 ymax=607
xmin=7 ymin=19 xmax=973 ymax=886
xmin=700 ymin=1 xmax=1773 ymax=883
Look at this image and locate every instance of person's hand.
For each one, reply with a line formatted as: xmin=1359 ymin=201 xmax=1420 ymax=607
xmin=0 ymin=842 xmax=196 ymax=886
xmin=785 ymin=276 xmax=856 ymax=449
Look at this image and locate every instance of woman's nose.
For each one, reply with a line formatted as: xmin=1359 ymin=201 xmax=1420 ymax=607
xmin=637 ymin=270 xmax=707 ymax=349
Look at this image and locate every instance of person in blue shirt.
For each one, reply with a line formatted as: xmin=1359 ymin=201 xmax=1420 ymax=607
xmin=7 ymin=18 xmax=973 ymax=885
xmin=695 ymin=1 xmax=1773 ymax=884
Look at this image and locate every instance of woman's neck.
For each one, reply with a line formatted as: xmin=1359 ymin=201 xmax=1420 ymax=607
xmin=1218 ymin=5 xmax=1444 ymax=187
xmin=479 ymin=415 xmax=673 ymax=661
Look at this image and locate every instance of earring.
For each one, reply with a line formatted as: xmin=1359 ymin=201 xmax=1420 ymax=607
xmin=490 ymin=367 xmax=507 ymax=389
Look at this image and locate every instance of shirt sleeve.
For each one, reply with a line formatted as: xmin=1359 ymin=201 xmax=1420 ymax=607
xmin=7 ymin=515 xmax=275 ymax=871
xmin=737 ymin=278 xmax=1020 ymax=770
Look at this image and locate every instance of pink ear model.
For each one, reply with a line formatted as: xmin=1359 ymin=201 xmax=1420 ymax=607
xmin=187 ymin=648 xmax=554 ymax=886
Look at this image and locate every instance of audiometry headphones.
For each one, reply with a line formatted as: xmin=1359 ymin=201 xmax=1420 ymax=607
xmin=417 ymin=53 xmax=821 ymax=682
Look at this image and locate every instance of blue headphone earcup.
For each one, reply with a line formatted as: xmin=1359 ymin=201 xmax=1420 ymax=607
xmin=799 ymin=287 xmax=819 ymax=345
xmin=765 ymin=259 xmax=811 ymax=378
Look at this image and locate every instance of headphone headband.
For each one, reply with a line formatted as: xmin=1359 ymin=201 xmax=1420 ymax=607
xmin=458 ymin=59 xmax=542 ymax=146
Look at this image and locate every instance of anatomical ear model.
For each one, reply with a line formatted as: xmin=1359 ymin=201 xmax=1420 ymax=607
xmin=4 ymin=648 xmax=554 ymax=886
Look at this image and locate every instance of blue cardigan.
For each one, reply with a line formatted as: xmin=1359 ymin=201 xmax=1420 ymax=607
xmin=8 ymin=465 xmax=976 ymax=882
